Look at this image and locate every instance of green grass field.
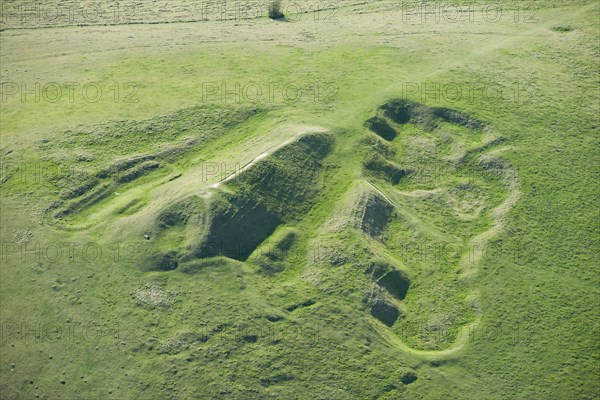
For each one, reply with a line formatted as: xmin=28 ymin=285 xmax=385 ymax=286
xmin=1 ymin=1 xmax=599 ymax=399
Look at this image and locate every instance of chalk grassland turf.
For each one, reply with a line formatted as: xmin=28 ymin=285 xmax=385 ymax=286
xmin=1 ymin=1 xmax=599 ymax=399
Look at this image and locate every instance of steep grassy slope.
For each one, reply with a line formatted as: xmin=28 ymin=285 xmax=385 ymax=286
xmin=143 ymin=131 xmax=334 ymax=268
xmin=1 ymin=1 xmax=598 ymax=399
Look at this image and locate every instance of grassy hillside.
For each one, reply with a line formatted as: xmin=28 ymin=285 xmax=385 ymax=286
xmin=1 ymin=1 xmax=598 ymax=399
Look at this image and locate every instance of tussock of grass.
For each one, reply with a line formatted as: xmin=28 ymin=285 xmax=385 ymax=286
xmin=551 ymin=25 xmax=574 ymax=32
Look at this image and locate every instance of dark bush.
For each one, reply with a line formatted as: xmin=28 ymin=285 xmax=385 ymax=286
xmin=400 ymin=370 xmax=418 ymax=385
xmin=365 ymin=116 xmax=397 ymax=141
xmin=371 ymin=299 xmax=400 ymax=327
xmin=269 ymin=1 xmax=285 ymax=20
